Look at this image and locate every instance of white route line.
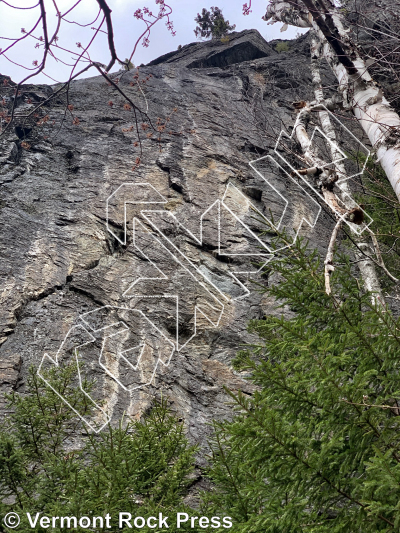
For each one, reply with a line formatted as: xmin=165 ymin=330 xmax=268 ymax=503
xmin=39 ymin=106 xmax=373 ymax=431
xmin=127 ymin=216 xmax=226 ymax=350
xmin=106 ymin=182 xmax=167 ymax=246
xmin=249 ymin=155 xmax=322 ymax=252
xmin=272 ymin=104 xmax=372 ymax=235
xmin=38 ymin=324 xmax=110 ymax=433
xmin=38 ymin=306 xmax=175 ymax=433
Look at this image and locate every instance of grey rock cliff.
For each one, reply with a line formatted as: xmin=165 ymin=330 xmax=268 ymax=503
xmin=0 ymin=30 xmax=338 ymax=455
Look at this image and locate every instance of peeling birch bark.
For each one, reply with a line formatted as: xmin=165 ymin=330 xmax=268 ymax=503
xmin=263 ymin=1 xmax=312 ymax=28
xmin=310 ymin=35 xmax=386 ymax=303
xmin=292 ymin=104 xmax=385 ymax=302
xmin=322 ymin=42 xmax=400 ymax=201
xmin=264 ymin=0 xmax=400 ymax=202
xmin=355 ymin=242 xmax=387 ymax=303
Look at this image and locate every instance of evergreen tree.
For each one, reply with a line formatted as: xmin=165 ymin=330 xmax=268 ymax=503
xmin=194 ymin=7 xmax=236 ymax=40
xmin=119 ymin=58 xmax=134 ymax=71
xmin=354 ymin=153 xmax=400 ymax=289
xmin=0 ymin=364 xmax=197 ymax=532
xmin=202 ymin=234 xmax=400 ymax=532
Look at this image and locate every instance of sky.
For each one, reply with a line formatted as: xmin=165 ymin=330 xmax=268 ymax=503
xmin=0 ymin=0 xmax=306 ymax=84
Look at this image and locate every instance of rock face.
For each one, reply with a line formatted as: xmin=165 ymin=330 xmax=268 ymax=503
xmin=148 ymin=29 xmax=276 ymax=68
xmin=0 ymin=30 xmax=337 ymax=453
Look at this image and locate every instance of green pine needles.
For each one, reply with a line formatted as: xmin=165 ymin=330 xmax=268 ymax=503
xmin=194 ymin=7 xmax=236 ymax=40
xmin=0 ymin=365 xmax=197 ymax=532
xmin=202 ymin=237 xmax=400 ymax=532
xmin=356 ymin=153 xmax=400 ymax=288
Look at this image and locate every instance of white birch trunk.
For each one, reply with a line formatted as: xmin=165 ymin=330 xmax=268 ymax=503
xmin=321 ymin=43 xmax=400 ymax=201
xmin=293 ymin=102 xmax=385 ymax=301
xmin=310 ymin=37 xmax=385 ymax=302
xmin=264 ymin=0 xmax=400 ymax=202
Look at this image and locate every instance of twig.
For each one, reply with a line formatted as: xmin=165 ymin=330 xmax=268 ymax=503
xmin=341 ymin=398 xmax=400 ymax=413
xmin=366 ymin=227 xmax=399 ymax=283
xmin=324 ymin=219 xmax=343 ymax=295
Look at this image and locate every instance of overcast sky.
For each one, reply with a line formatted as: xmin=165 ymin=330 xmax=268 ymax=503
xmin=0 ymin=0 xmax=306 ymax=84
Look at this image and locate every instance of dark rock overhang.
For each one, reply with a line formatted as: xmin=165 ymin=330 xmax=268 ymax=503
xmin=147 ymin=29 xmax=277 ymax=69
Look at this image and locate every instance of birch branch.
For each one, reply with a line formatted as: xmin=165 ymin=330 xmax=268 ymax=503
xmin=309 ymin=34 xmax=387 ymax=302
xmin=366 ymin=227 xmax=399 ymax=283
xmin=324 ymin=219 xmax=342 ymax=295
xmin=263 ymin=0 xmax=400 ymax=203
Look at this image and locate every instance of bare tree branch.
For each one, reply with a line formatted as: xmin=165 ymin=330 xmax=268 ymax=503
xmin=95 ymin=0 xmax=118 ymax=72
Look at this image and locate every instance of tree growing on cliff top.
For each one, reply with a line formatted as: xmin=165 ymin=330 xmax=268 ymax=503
xmin=194 ymin=7 xmax=236 ymax=39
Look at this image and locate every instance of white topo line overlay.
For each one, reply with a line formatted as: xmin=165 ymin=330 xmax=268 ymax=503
xmin=39 ymin=111 xmax=374 ymax=430
xmin=38 ymin=306 xmax=175 ymax=433
xmin=271 ymin=104 xmax=372 ymax=235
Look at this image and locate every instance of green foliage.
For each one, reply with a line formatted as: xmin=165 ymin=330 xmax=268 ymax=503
xmin=194 ymin=7 xmax=236 ymax=40
xmin=202 ymin=236 xmax=400 ymax=532
xmin=0 ymin=365 xmax=197 ymax=532
xmin=275 ymin=41 xmax=290 ymax=53
xmin=355 ymin=153 xmax=400 ymax=287
xmin=119 ymin=58 xmax=134 ymax=71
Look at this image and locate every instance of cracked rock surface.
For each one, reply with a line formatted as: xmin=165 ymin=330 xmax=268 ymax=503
xmin=0 ymin=30 xmax=337 ymax=455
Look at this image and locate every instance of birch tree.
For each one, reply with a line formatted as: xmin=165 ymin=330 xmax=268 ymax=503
xmin=256 ymin=0 xmax=400 ymax=298
xmin=263 ymin=0 xmax=400 ymax=202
